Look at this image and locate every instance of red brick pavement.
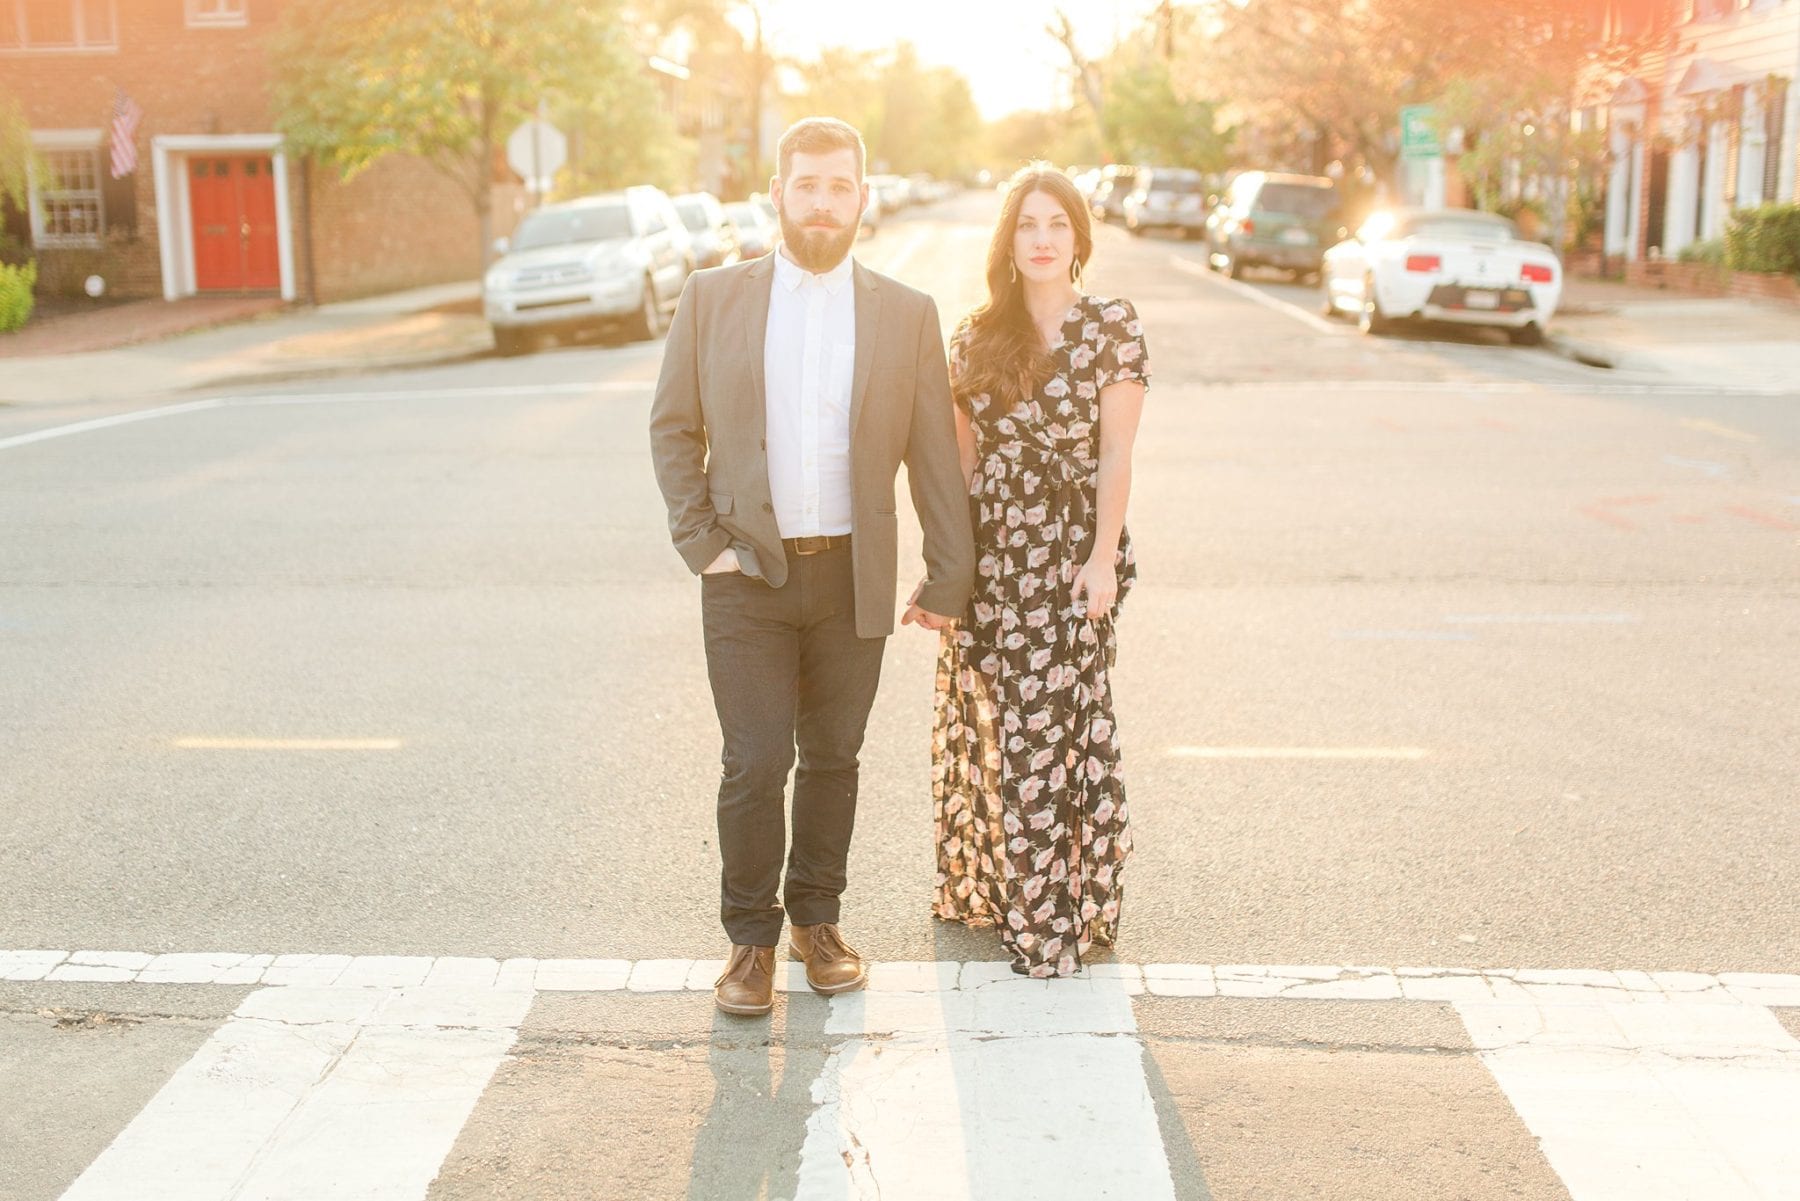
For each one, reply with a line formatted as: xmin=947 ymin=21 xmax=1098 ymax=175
xmin=0 ymin=296 xmax=287 ymax=358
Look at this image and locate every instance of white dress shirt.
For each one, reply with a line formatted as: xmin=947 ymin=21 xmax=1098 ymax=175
xmin=765 ymin=247 xmax=856 ymax=539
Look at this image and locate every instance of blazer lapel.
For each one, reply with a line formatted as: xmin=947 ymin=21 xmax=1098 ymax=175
xmin=741 ymin=254 xmax=774 ymax=446
xmin=849 ymin=261 xmax=881 ymax=442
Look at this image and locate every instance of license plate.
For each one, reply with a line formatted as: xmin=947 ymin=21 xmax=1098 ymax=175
xmin=1280 ymin=228 xmax=1312 ymax=245
xmin=1464 ymin=290 xmax=1500 ymax=310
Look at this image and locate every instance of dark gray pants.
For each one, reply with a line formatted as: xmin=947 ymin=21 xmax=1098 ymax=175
xmin=700 ymin=545 xmax=886 ymax=947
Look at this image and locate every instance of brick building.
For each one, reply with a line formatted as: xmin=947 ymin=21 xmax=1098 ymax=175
xmin=2 ymin=0 xmax=485 ymax=302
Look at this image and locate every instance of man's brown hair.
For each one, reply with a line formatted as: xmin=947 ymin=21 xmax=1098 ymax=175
xmin=776 ymin=117 xmax=866 ymax=180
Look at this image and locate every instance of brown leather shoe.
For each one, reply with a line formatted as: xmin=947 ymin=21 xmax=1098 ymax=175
xmin=713 ymin=944 xmax=776 ymax=1016
xmin=788 ymin=923 xmax=868 ymax=995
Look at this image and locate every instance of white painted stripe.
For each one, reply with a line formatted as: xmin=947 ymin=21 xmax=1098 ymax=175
xmin=61 ymin=985 xmax=532 ymax=1201
xmin=1679 ymin=417 xmax=1759 ymax=443
xmin=1458 ymin=990 xmax=1800 ymax=1200
xmin=1334 ymin=628 xmax=1475 ymax=640
xmin=6 ymin=950 xmax=1800 ymax=1005
xmin=1168 ymin=746 xmax=1432 ymax=761
xmin=0 ymin=381 xmax=651 ymax=453
xmin=172 ymin=737 xmax=404 ymax=751
xmin=1442 ymin=612 xmax=1641 ymax=625
xmin=1170 ymin=254 xmax=1341 ymax=334
xmin=798 ymin=976 xmax=1175 ymax=1199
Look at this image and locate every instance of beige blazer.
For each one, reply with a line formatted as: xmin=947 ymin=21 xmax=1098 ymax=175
xmin=649 ymin=253 xmax=976 ymax=638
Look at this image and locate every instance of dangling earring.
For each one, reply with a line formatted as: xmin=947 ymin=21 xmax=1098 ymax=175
xmin=1070 ymin=259 xmax=1083 ymax=287
xmin=1008 ymin=259 xmax=1017 ymax=284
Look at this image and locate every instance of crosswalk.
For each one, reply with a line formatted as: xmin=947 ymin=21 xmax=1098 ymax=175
xmin=5 ymin=949 xmax=1799 ymax=1200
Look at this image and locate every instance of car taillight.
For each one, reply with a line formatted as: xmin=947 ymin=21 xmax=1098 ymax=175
xmin=1521 ymin=263 xmax=1555 ymax=284
xmin=1239 ymin=218 xmax=1254 ymax=236
xmin=1405 ymin=254 xmax=1441 ymax=273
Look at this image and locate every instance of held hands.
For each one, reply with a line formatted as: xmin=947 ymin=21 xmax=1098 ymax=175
xmin=1071 ymin=555 xmax=1117 ymax=619
xmin=900 ymin=579 xmax=956 ymax=631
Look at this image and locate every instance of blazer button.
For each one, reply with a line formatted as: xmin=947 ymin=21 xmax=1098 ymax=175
xmin=761 ymin=502 xmax=772 ymax=512
xmin=760 ymin=439 xmax=766 ymax=449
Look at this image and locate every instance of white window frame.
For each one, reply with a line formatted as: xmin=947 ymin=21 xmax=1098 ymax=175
xmin=27 ymin=129 xmax=105 ymax=249
xmin=184 ymin=0 xmax=246 ymax=29
xmin=0 ymin=0 xmax=119 ymax=53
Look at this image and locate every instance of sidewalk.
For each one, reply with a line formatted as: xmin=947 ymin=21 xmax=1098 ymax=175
xmin=0 ymin=281 xmax=491 ymax=406
xmin=1549 ymin=277 xmax=1800 ymax=390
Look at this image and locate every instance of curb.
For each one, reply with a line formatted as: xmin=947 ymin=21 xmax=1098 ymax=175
xmin=1545 ymin=331 xmax=1622 ymax=371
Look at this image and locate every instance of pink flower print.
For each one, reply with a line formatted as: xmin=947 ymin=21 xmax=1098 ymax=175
xmin=1027 ymin=710 xmax=1051 ymax=733
xmin=1023 ymin=503 xmax=1048 ymax=526
xmin=1024 ymin=601 xmax=1050 ymax=625
xmin=1008 ymin=734 xmax=1026 ymax=754
xmin=1044 ymin=375 xmax=1071 ymax=399
xmin=1017 ymin=574 xmax=1038 ymax=600
xmin=1005 ymin=504 xmax=1024 ymax=526
xmin=1093 ymin=797 xmax=1116 ymax=824
xmin=1016 ymin=930 xmax=1037 ymax=949
xmin=1042 ymin=936 xmax=1063 ymax=959
xmin=1094 ymin=834 xmax=1109 ymax=856
xmin=1001 ymin=707 xmax=1022 ymax=733
xmin=1125 ymin=318 xmax=1143 ymax=336
xmin=1101 ymin=899 xmax=1119 ymax=923
xmin=999 ymin=606 xmax=1020 ymax=631
xmin=1002 ymin=810 xmax=1023 ymax=835
xmin=1080 ymin=900 xmax=1100 ymax=922
xmin=1028 ymin=808 xmax=1054 ymax=831
xmin=1018 ymin=675 xmax=1043 ymax=702
xmin=1003 ymin=631 xmax=1026 ymax=651
xmin=1057 ymin=953 xmax=1076 ymax=976
xmin=1029 ymin=647 xmax=1053 ymax=672
xmin=1029 ymin=747 xmax=1055 ymax=772
xmin=1069 ymin=343 xmax=1096 ymax=371
xmin=1022 ymin=875 xmax=1045 ymax=901
xmin=1115 ymin=341 xmax=1142 ymax=365
xmin=1091 ymin=717 xmax=1113 ymax=744
xmin=1052 ymin=916 xmax=1072 ymax=934
xmin=1048 ymin=859 xmax=1068 ymax=883
xmin=978 ymin=553 xmax=999 ymax=578
xmin=1008 ymin=836 xmax=1029 ymax=854
xmin=1076 ymin=381 xmax=1096 ymax=399
xmin=1068 ymin=421 xmax=1092 ymax=439
xmin=979 ymin=654 xmax=1000 ymax=676
xmin=1082 ymin=321 xmax=1100 ymax=341
xmin=1018 ymin=775 xmax=1044 ymax=803
xmin=997 ymin=418 xmax=1016 ymax=435
xmin=1033 ymin=901 xmax=1056 ymax=924
xmin=1102 ymin=303 xmax=1127 ymax=323
xmin=973 ymin=602 xmax=995 ymax=624
xmin=1007 ymin=908 xmax=1027 ymax=931
xmin=1086 ymin=756 xmax=1105 ymax=782
xmin=1048 ymin=764 xmax=1066 ymax=790
xmin=1096 ymin=864 xmax=1114 ymax=887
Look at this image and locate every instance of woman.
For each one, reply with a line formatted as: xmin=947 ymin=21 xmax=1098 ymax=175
xmin=931 ymin=163 xmax=1149 ymax=978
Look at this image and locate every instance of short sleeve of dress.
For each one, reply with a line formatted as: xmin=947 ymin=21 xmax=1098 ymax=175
xmin=1094 ymin=298 xmax=1149 ymax=391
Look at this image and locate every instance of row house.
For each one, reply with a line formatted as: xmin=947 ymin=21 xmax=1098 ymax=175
xmin=1 ymin=0 xmax=482 ymax=302
xmin=1590 ymin=0 xmax=1800 ymax=261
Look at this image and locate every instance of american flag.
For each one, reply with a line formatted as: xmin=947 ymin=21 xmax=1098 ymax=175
xmin=109 ymin=90 xmax=143 ymax=179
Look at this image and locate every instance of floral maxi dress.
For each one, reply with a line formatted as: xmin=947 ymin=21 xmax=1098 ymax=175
xmin=931 ymin=296 xmax=1150 ymax=978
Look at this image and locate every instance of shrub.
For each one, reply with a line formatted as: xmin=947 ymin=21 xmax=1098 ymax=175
xmin=1725 ymin=203 xmax=1800 ymax=276
xmin=0 ymin=258 xmax=34 ymax=333
xmin=1678 ymin=237 xmax=1726 ymax=267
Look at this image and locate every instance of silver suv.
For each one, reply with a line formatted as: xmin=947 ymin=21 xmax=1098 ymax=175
xmin=484 ymin=186 xmax=693 ymax=356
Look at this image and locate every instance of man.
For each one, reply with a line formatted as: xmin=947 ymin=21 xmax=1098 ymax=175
xmin=650 ymin=118 xmax=976 ymax=1017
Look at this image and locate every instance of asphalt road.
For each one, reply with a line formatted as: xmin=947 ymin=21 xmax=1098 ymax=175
xmin=3 ymin=188 xmax=1797 ymax=1200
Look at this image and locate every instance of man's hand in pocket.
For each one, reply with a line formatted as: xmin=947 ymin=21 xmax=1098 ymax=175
xmin=702 ymin=547 xmax=742 ymax=575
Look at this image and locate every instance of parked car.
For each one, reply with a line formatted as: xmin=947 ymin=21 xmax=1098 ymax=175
xmin=484 ymin=186 xmax=692 ymax=355
xmin=1320 ymin=207 xmax=1562 ymax=345
xmin=724 ymin=201 xmax=777 ymax=258
xmin=866 ymin=174 xmax=909 ymax=216
xmin=750 ymin=191 xmax=778 ymax=225
xmin=1089 ymin=165 xmax=1139 ymax=224
xmin=1123 ymin=167 xmax=1208 ymax=238
xmin=1203 ymin=171 xmax=1339 ymax=279
xmin=673 ymin=192 xmax=741 ymax=270
xmin=860 ymin=191 xmax=881 ymax=235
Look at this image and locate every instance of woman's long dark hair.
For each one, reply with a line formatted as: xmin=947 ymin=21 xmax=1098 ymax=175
xmin=953 ymin=162 xmax=1093 ymax=413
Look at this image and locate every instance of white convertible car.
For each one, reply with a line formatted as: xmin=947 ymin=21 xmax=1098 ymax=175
xmin=1321 ymin=208 xmax=1562 ymax=346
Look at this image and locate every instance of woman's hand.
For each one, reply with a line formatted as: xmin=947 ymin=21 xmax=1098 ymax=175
xmin=1071 ymin=555 xmax=1117 ymax=619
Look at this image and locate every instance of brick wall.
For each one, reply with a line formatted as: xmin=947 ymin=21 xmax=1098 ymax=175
xmin=1625 ymin=259 xmax=1800 ymax=304
xmin=5 ymin=0 xmax=477 ymax=301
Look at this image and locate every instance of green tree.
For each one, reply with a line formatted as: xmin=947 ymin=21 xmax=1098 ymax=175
xmin=1105 ymin=59 xmax=1232 ymax=172
xmin=269 ymin=0 xmax=637 ymax=268
xmin=792 ymin=42 xmax=983 ymax=180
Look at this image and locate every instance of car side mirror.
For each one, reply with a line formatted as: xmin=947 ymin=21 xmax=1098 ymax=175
xmin=492 ymin=236 xmax=510 ymax=256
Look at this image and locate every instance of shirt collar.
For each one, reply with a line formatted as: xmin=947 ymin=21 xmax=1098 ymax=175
xmin=773 ymin=245 xmax=854 ymax=296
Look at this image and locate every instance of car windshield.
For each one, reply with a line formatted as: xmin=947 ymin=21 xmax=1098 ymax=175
xmin=1256 ymin=183 xmax=1337 ymax=218
xmin=674 ymin=200 xmax=713 ymax=233
xmin=513 ymin=203 xmax=632 ymax=251
xmin=1402 ymin=216 xmax=1518 ymax=241
xmin=1150 ymin=175 xmax=1204 ymax=194
xmin=725 ymin=203 xmax=762 ymax=227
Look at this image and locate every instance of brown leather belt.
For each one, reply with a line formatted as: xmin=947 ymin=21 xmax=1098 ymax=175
xmin=783 ymin=534 xmax=851 ymax=556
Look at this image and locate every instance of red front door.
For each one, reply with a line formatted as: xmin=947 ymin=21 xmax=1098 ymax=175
xmin=189 ymin=156 xmax=280 ymax=292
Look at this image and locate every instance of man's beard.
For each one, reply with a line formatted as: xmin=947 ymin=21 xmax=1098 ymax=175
xmin=779 ymin=209 xmax=857 ymax=272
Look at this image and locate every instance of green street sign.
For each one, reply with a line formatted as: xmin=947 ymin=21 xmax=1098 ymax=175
xmin=1400 ymin=104 xmax=1440 ymax=159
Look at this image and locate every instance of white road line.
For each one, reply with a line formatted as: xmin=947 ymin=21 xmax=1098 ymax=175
xmin=60 ymin=984 xmax=532 ymax=1201
xmin=172 ymin=737 xmax=404 ymax=751
xmin=0 ymin=381 xmax=650 ymax=454
xmin=1442 ymin=613 xmax=1641 ymax=625
xmin=1457 ymin=987 xmax=1800 ymax=1200
xmin=798 ymin=973 xmax=1175 ymax=1200
xmin=1170 ymin=254 xmax=1341 ymax=335
xmin=1167 ymin=746 xmax=1433 ymax=760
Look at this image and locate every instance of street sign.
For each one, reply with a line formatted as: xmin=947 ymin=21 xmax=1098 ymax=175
xmin=1400 ymin=105 xmax=1440 ymax=159
xmin=506 ymin=119 xmax=568 ymax=193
